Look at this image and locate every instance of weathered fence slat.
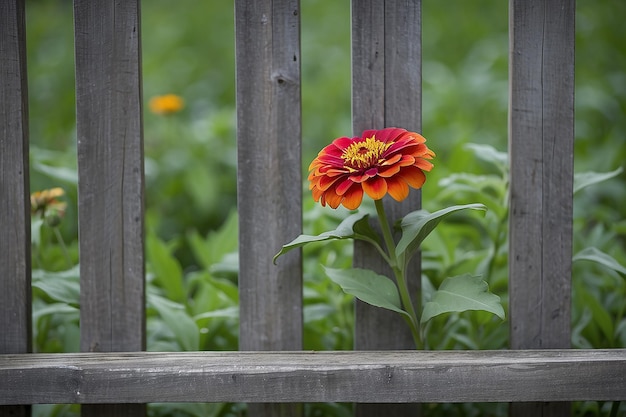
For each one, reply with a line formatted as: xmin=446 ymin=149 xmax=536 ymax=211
xmin=351 ymin=0 xmax=422 ymax=351
xmin=235 ymin=0 xmax=303 ymax=415
xmin=352 ymin=1 xmax=422 ymax=415
xmin=1 ymin=350 xmax=625 ymax=404
xmin=0 ymin=0 xmax=31 ymax=358
xmin=0 ymin=1 xmax=31 ymax=417
xmin=74 ymin=0 xmax=145 ymax=416
xmin=508 ymin=0 xmax=575 ymax=415
xmin=235 ymin=0 xmax=303 ymax=352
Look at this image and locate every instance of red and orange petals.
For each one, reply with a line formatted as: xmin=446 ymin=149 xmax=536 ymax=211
xmin=399 ymin=166 xmax=427 ymax=189
xmin=308 ymin=127 xmax=435 ymax=209
xmin=341 ymin=185 xmax=364 ymax=210
xmin=323 ymin=191 xmax=343 ymax=209
xmin=362 ymin=176 xmax=388 ymax=201
xmin=414 ymin=158 xmax=434 ymax=172
xmin=387 ymin=177 xmax=410 ymax=202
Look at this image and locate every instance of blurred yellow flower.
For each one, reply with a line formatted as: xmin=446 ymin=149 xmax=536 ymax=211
xmin=31 ymin=187 xmax=67 ymax=219
xmin=149 ymin=94 xmax=185 ymax=115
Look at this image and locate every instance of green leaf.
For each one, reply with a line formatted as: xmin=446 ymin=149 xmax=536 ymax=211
xmin=210 ymin=252 xmax=239 ymax=279
xmin=148 ymin=294 xmax=199 ymax=351
xmin=573 ymin=167 xmax=623 ymax=194
xmin=32 ymin=266 xmax=80 ymax=306
xmin=573 ymin=247 xmax=626 ymax=276
xmin=146 ymin=232 xmax=185 ymax=302
xmin=32 ymin=161 xmax=78 ymax=184
xmin=577 ymin=283 xmax=615 ymax=344
xmin=351 ymin=214 xmax=382 ymax=244
xmin=193 ymin=306 xmax=239 ymax=321
xmin=273 ymin=212 xmax=376 ymax=263
xmin=464 ymin=143 xmax=508 ymax=173
xmin=32 ymin=302 xmax=79 ymax=322
xmin=187 ymin=209 xmax=238 ymax=270
xmin=323 ymin=267 xmax=410 ymax=319
xmin=396 ymin=204 xmax=487 ymax=263
xmin=304 ymin=304 xmax=336 ymax=323
xmin=205 ymin=273 xmax=239 ymax=303
xmin=421 ymin=274 xmax=505 ymax=325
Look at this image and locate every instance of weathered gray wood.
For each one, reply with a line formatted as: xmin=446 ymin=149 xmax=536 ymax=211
xmin=74 ymin=1 xmax=145 ymax=416
xmin=508 ymin=0 xmax=575 ymax=416
xmin=1 ymin=350 xmax=625 ymax=404
xmin=352 ymin=1 xmax=422 ymax=415
xmin=351 ymin=0 xmax=385 ymax=133
xmin=0 ymin=1 xmax=31 ymax=416
xmin=0 ymin=0 xmax=31 ymax=357
xmin=351 ymin=0 xmax=422 ymax=351
xmin=380 ymin=0 xmax=423 ymax=349
xmin=509 ymin=0 xmax=574 ymax=351
xmin=235 ymin=0 xmax=302 ymax=352
xmin=235 ymin=1 xmax=302 ymax=416
xmin=235 ymin=0 xmax=303 ymax=352
xmin=74 ymin=0 xmax=145 ymax=355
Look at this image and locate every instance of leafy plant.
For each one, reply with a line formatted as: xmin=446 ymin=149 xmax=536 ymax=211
xmin=276 ymin=127 xmax=504 ymax=349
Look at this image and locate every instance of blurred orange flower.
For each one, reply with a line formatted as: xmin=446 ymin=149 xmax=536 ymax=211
xmin=149 ymin=94 xmax=185 ymax=115
xmin=308 ymin=127 xmax=435 ymax=210
xmin=31 ymin=187 xmax=67 ymax=218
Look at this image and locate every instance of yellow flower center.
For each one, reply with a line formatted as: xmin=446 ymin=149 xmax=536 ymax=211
xmin=341 ymin=136 xmax=391 ymax=170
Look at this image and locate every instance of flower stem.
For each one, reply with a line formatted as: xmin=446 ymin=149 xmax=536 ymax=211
xmin=374 ymin=199 xmax=398 ymax=267
xmin=374 ymin=199 xmax=422 ymax=349
xmin=53 ymin=227 xmax=72 ymax=268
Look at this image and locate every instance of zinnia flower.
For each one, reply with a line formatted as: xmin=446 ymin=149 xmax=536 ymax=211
xmin=149 ymin=94 xmax=185 ymax=115
xmin=308 ymin=127 xmax=435 ymax=210
xmin=31 ymin=187 xmax=67 ymax=218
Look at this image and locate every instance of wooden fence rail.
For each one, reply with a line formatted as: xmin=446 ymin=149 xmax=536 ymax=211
xmin=2 ymin=350 xmax=626 ymax=404
xmin=1 ymin=0 xmax=625 ymax=417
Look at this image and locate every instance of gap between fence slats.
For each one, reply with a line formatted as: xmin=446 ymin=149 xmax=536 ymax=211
xmin=235 ymin=0 xmax=303 ymax=416
xmin=74 ymin=1 xmax=145 ymax=416
xmin=508 ymin=0 xmax=575 ymax=416
xmin=0 ymin=1 xmax=31 ymax=417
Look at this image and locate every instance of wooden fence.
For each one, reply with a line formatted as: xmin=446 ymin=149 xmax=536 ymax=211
xmin=1 ymin=0 xmax=625 ymax=417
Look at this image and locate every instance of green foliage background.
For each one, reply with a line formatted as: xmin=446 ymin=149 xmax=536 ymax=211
xmin=25 ymin=0 xmax=625 ymax=416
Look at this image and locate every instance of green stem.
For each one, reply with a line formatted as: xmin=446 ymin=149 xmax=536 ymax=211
xmin=362 ymin=236 xmax=394 ymax=267
xmin=374 ymin=199 xmax=422 ymax=349
xmin=394 ymin=265 xmax=423 ymax=349
xmin=374 ymin=199 xmax=398 ymax=267
xmin=53 ymin=227 xmax=72 ymax=268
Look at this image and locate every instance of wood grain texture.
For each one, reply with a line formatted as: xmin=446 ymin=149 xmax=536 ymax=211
xmin=0 ymin=0 xmax=31 ymax=357
xmin=235 ymin=1 xmax=302 ymax=416
xmin=0 ymin=2 xmax=31 ymax=416
xmin=235 ymin=0 xmax=303 ymax=352
xmin=508 ymin=1 xmax=575 ymax=415
xmin=351 ymin=2 xmax=422 ymax=413
xmin=508 ymin=0 xmax=574 ymax=351
xmin=74 ymin=1 xmax=145 ymax=416
xmin=74 ymin=0 xmax=145 ymax=354
xmin=352 ymin=0 xmax=385 ymax=132
xmin=351 ymin=0 xmax=422 ymax=352
xmin=1 ymin=350 xmax=625 ymax=404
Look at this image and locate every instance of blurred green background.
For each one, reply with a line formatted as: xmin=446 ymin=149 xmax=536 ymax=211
xmin=26 ymin=0 xmax=626 ymax=239
xmin=25 ymin=1 xmax=625 ymax=416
